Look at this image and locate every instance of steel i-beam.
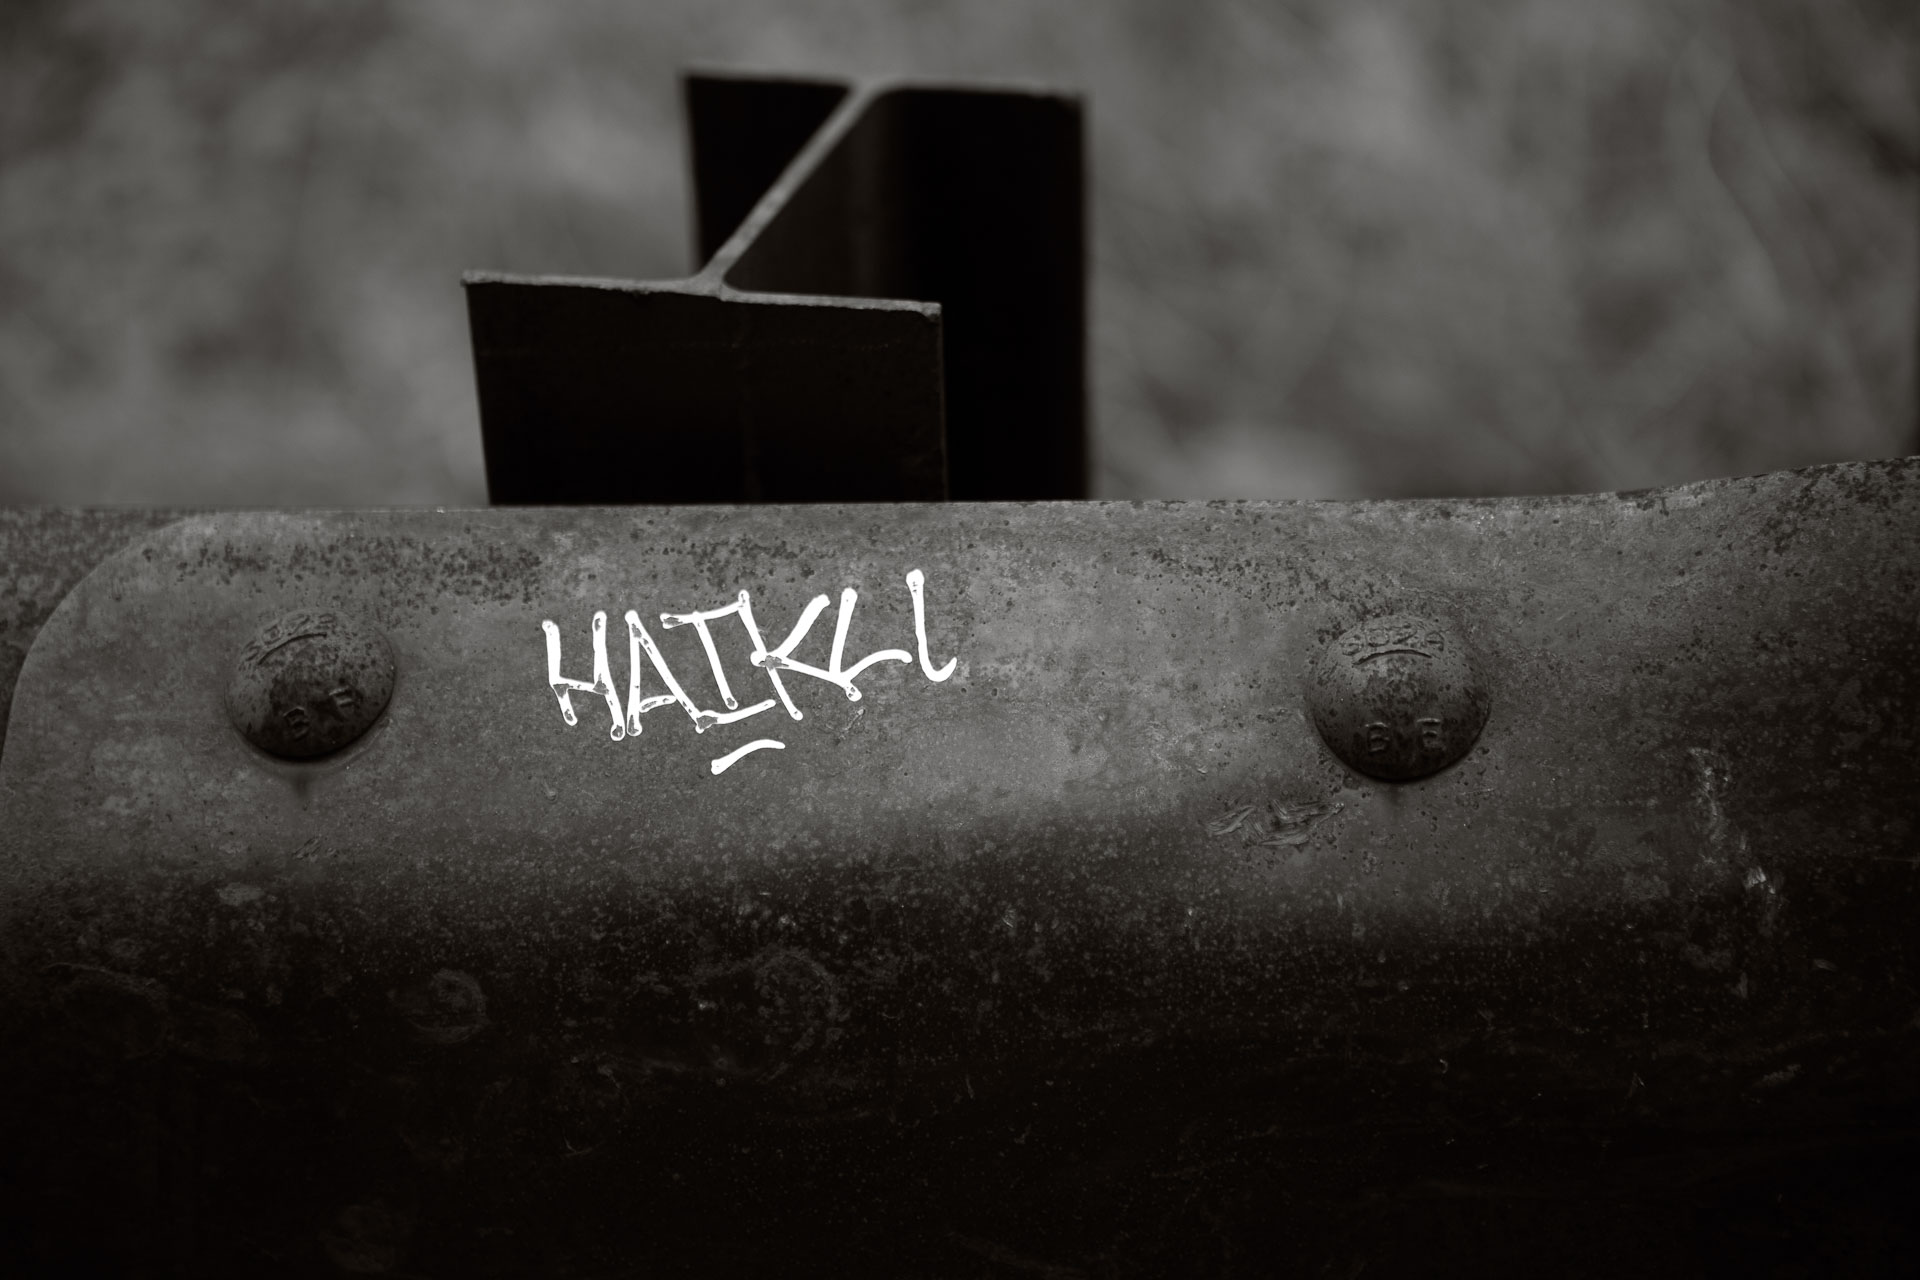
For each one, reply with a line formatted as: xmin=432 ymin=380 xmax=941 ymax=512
xmin=465 ymin=72 xmax=1087 ymax=505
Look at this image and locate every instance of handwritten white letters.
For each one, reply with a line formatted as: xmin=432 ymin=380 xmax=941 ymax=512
xmin=541 ymin=569 xmax=956 ymax=775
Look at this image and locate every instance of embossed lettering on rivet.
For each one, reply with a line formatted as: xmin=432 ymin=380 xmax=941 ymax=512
xmin=1306 ymin=612 xmax=1489 ymax=782
xmin=227 ymin=608 xmax=395 ymax=760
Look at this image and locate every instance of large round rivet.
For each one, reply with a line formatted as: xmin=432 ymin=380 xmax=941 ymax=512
xmin=227 ymin=607 xmax=395 ymax=759
xmin=1306 ymin=612 xmax=1488 ymax=782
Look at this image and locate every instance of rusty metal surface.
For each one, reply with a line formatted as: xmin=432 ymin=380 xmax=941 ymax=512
xmin=468 ymin=72 xmax=1085 ymax=505
xmin=0 ymin=507 xmax=195 ymax=749
xmin=0 ymin=460 xmax=1917 ymax=1273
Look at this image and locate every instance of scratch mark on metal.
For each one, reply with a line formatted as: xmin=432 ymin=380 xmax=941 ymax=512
xmin=1207 ymin=805 xmax=1256 ymax=837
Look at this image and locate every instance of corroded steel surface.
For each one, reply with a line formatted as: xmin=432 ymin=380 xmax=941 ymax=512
xmin=0 ymin=461 xmax=1916 ymax=1273
xmin=0 ymin=507 xmax=193 ymax=747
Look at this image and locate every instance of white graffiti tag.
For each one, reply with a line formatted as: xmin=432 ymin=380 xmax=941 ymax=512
xmin=540 ymin=569 xmax=956 ymax=775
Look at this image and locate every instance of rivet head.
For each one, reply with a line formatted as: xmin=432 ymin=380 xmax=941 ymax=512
xmin=1306 ymin=613 xmax=1488 ymax=782
xmin=227 ymin=608 xmax=394 ymax=759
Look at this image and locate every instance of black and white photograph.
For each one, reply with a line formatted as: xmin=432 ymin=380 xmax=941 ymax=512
xmin=1 ymin=1 xmax=1915 ymax=1274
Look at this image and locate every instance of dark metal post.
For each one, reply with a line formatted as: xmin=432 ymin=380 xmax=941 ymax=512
xmin=467 ymin=72 xmax=1086 ymax=505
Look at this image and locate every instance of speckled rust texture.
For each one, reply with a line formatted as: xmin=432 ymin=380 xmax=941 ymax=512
xmin=0 ymin=462 xmax=1915 ymax=1273
xmin=0 ymin=508 xmax=195 ymax=750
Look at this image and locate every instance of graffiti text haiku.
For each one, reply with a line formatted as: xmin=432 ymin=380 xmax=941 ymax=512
xmin=541 ymin=569 xmax=956 ymax=776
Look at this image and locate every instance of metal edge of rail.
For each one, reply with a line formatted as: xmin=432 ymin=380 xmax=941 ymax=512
xmin=0 ymin=457 xmax=1915 ymax=1273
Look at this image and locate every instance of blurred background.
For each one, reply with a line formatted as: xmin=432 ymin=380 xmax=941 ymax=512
xmin=0 ymin=0 xmax=1914 ymax=504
